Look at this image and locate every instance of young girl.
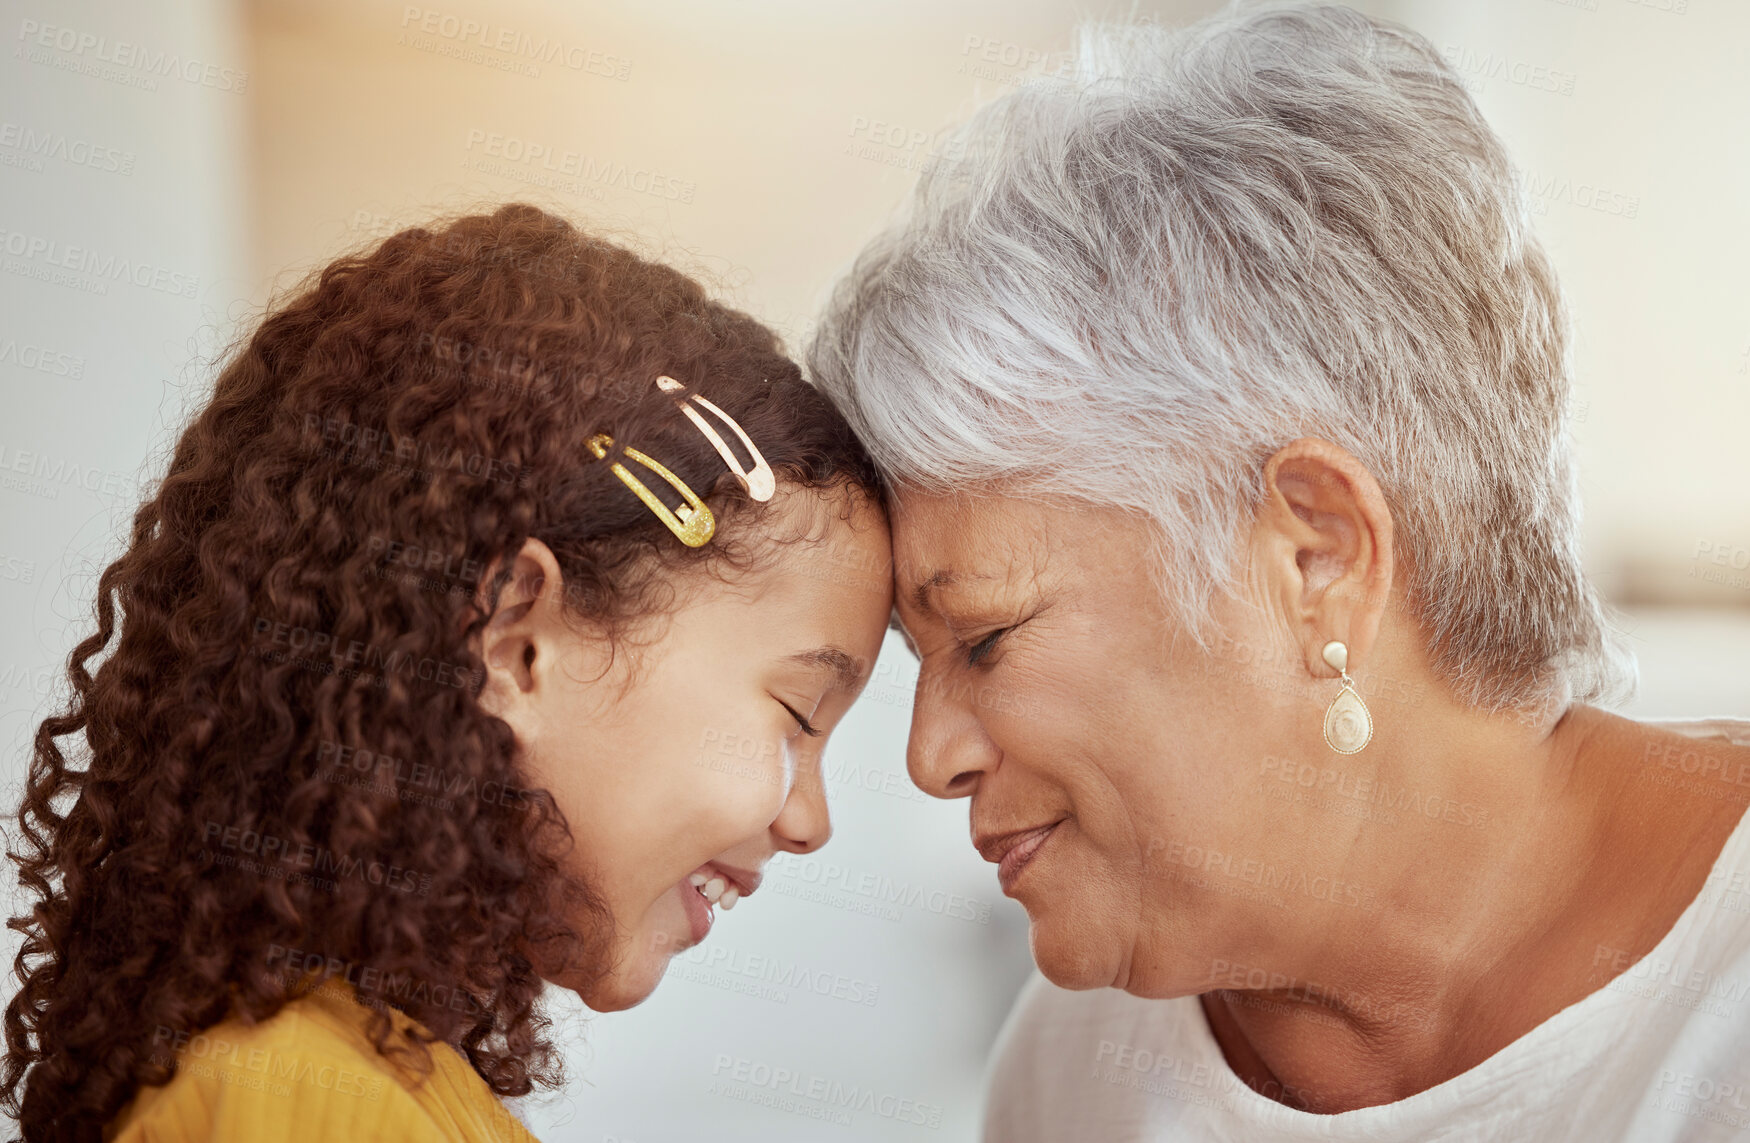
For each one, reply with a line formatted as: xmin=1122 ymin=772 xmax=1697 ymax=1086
xmin=0 ymin=204 xmax=893 ymax=1142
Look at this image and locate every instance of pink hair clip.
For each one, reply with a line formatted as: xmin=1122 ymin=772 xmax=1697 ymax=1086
xmin=589 ymin=376 xmax=776 ymax=548
xmin=655 ymin=376 xmax=775 ymax=502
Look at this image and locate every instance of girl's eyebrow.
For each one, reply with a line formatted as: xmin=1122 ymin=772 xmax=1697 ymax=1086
xmin=784 ymin=645 xmax=864 ymax=691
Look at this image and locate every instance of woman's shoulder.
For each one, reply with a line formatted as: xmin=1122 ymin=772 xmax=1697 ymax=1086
xmin=1638 ymin=714 xmax=1750 ymax=748
xmin=1633 ymin=715 xmax=1750 ymax=931
xmin=107 ymin=983 xmax=538 ymax=1143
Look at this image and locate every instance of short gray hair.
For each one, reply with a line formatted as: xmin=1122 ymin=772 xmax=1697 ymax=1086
xmin=807 ymin=0 xmax=1635 ymax=715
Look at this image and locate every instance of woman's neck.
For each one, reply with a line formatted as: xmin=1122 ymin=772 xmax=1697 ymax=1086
xmin=1200 ymin=706 xmax=1750 ymax=1114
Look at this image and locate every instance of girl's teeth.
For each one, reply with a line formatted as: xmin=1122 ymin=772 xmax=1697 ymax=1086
xmin=689 ymin=870 xmax=743 ymax=911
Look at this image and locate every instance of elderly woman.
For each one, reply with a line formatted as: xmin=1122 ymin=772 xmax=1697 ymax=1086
xmin=809 ymin=4 xmax=1750 ymax=1141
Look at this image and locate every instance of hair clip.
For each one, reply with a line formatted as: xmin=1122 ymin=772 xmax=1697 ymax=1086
xmin=655 ymin=376 xmax=775 ymax=502
xmin=587 ymin=433 xmax=716 ymax=547
xmin=588 ymin=377 xmax=775 ymax=547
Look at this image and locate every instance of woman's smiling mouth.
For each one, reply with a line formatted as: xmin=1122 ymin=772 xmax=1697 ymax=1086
xmin=977 ymin=821 xmax=1064 ymax=894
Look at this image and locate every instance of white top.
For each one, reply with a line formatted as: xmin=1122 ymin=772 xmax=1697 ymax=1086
xmin=983 ymin=716 xmax=1750 ymax=1143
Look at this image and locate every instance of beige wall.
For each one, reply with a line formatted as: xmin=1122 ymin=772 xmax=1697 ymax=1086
xmin=246 ymin=0 xmax=1750 ymax=613
xmin=231 ymin=8 xmax=1750 ymax=1136
xmin=1394 ymin=0 xmax=1750 ymax=605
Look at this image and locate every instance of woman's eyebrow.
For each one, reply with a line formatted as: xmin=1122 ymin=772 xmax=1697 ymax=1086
xmin=909 ymin=569 xmax=958 ymax=614
xmin=786 ymin=645 xmax=864 ymax=691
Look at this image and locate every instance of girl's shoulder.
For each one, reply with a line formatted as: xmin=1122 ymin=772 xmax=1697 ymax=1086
xmin=106 ymin=982 xmax=540 ymax=1143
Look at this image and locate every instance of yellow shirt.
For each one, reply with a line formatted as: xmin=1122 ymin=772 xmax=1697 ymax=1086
xmin=105 ymin=980 xmax=542 ymax=1142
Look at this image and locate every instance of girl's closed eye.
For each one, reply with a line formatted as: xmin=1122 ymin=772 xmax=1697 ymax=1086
xmin=778 ymin=699 xmax=823 ymax=737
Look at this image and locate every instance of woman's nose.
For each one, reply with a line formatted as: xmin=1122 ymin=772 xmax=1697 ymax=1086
xmin=906 ymin=663 xmax=1001 ymax=799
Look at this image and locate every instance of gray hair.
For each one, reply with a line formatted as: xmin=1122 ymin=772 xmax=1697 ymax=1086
xmin=806 ymin=0 xmax=1636 ymax=716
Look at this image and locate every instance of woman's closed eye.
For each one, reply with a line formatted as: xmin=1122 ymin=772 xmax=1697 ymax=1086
xmin=965 ymin=627 xmax=1009 ymax=667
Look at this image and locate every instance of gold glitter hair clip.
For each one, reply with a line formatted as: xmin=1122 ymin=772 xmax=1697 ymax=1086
xmin=589 ymin=376 xmax=775 ymax=548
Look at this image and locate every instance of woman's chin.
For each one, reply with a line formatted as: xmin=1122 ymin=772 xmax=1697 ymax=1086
xmin=1029 ymin=926 xmax=1107 ymax=990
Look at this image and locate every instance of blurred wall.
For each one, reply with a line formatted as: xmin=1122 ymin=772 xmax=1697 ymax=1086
xmin=0 ymin=0 xmax=250 ymax=878
xmin=2 ymin=0 xmax=1747 ymax=1140
xmin=1384 ymin=0 xmax=1750 ymax=721
xmin=1391 ymin=0 xmax=1750 ymax=607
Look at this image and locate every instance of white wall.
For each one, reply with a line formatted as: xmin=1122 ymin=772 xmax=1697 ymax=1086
xmin=0 ymin=0 xmax=250 ymax=916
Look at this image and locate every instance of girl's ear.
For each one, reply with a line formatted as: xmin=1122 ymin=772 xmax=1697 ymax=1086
xmin=474 ymin=538 xmax=566 ymax=729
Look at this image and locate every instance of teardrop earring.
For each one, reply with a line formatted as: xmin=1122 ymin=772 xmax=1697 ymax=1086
xmin=1320 ymin=640 xmax=1373 ymax=755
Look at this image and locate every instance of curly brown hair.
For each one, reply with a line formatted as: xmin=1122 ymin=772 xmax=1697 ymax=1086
xmin=0 ymin=203 xmax=881 ymax=1142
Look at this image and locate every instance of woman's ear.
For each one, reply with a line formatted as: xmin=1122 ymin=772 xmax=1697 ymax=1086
xmin=473 ymin=538 xmax=568 ymax=732
xmin=1248 ymin=437 xmax=1394 ymax=678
